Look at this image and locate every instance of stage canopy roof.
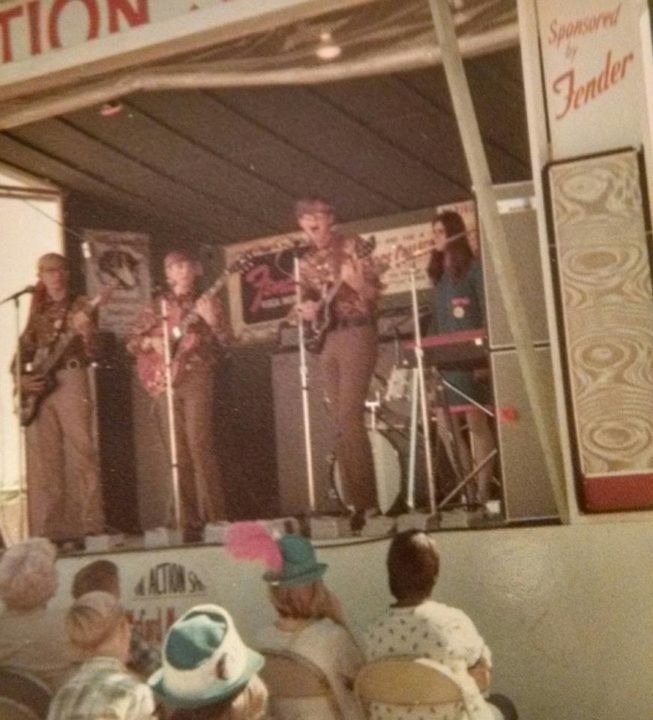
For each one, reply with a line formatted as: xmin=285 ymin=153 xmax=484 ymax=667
xmin=0 ymin=0 xmax=528 ymax=246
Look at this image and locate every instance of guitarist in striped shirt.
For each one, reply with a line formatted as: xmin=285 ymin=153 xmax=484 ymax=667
xmin=17 ymin=252 xmax=105 ymax=547
xmin=295 ymin=197 xmax=382 ymax=531
xmin=128 ymin=250 xmax=232 ymax=541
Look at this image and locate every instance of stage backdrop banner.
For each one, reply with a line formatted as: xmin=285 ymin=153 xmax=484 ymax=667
xmin=83 ymin=229 xmax=151 ymax=338
xmin=224 ymin=219 xmax=451 ymax=344
xmin=536 ymin=0 xmax=644 ymax=159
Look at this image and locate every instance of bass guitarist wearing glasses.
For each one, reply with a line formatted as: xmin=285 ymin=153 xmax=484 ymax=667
xmin=16 ymin=252 xmax=106 ymax=547
xmin=128 ymin=250 xmax=232 ymax=541
xmin=295 ymin=196 xmax=382 ymax=531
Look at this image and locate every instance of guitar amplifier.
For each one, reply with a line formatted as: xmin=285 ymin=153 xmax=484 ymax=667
xmin=277 ymin=322 xmax=301 ymax=350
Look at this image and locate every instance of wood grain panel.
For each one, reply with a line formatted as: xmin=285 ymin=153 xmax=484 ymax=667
xmin=548 ymin=149 xmax=653 ymax=509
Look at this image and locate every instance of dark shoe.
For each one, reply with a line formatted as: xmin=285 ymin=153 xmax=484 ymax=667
xmin=55 ymin=538 xmax=85 ymax=553
xmin=182 ymin=527 xmax=204 ymax=544
xmin=350 ymin=508 xmax=381 ymax=533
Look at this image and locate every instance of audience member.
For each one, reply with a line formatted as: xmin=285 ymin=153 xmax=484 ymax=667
xmin=226 ymin=524 xmax=364 ymax=720
xmin=72 ymin=559 xmax=161 ymax=677
xmin=0 ymin=538 xmax=77 ymax=691
xmin=47 ymin=591 xmax=156 ymax=720
xmin=149 ymin=603 xmax=268 ymax=720
xmin=364 ymin=530 xmax=517 ymax=720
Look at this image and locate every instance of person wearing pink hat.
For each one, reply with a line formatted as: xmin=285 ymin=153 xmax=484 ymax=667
xmin=226 ymin=525 xmax=364 ymax=720
xmin=128 ymin=250 xmax=232 ymax=540
xmin=16 ymin=252 xmax=105 ymax=546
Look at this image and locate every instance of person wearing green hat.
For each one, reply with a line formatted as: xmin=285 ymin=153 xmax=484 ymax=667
xmin=255 ymin=533 xmax=365 ymax=720
xmin=149 ymin=603 xmax=268 ymax=720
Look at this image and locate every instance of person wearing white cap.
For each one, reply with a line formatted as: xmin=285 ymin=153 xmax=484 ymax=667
xmin=128 ymin=250 xmax=232 ymax=540
xmin=149 ymin=604 xmax=268 ymax=719
xmin=16 ymin=252 xmax=105 ymax=546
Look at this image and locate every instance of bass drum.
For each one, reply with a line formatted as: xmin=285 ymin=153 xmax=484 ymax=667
xmin=330 ymin=428 xmax=402 ymax=514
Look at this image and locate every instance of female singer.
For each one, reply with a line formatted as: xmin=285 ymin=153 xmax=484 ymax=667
xmin=427 ymin=211 xmax=496 ymax=507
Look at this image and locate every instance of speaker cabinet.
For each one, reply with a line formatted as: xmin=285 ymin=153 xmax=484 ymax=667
xmin=491 ymin=347 xmax=558 ymax=521
xmin=481 ymin=182 xmax=549 ymax=349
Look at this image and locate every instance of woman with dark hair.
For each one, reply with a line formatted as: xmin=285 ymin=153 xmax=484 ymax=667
xmin=427 ymin=211 xmax=496 ymax=508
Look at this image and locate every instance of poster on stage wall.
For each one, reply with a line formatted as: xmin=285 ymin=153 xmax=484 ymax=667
xmin=83 ymin=229 xmax=151 ymax=338
xmin=224 ymin=202 xmax=477 ymax=344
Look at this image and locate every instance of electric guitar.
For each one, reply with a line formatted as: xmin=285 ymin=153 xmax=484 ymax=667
xmin=136 ymin=254 xmax=254 ymax=396
xmin=19 ymin=286 xmax=113 ymax=426
xmin=303 ymin=236 xmax=377 ymax=354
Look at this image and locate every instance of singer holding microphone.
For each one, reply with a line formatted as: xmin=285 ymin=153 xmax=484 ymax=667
xmin=16 ymin=252 xmax=105 ymax=548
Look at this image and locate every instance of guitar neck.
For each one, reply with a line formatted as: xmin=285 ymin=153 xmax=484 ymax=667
xmin=175 ymin=270 xmax=228 ymax=336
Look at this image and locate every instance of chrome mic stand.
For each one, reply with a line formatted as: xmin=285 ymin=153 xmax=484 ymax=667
xmin=161 ymin=297 xmax=182 ymax=530
xmin=9 ymin=293 xmax=29 ymax=540
xmin=293 ymin=253 xmax=316 ymax=513
xmin=407 ymin=264 xmax=436 ymax=514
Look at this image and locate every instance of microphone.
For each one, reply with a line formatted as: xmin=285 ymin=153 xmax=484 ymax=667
xmin=0 ymin=285 xmax=35 ymax=305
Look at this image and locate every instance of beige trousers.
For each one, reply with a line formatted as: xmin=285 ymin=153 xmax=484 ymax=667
xmin=320 ymin=325 xmax=378 ymax=510
xmin=26 ymin=368 xmax=105 ymax=541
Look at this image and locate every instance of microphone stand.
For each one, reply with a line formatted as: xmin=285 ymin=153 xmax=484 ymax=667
xmin=11 ymin=295 xmax=29 ymax=540
xmin=408 ymin=264 xmax=436 ymax=514
xmin=161 ymin=297 xmax=182 ymax=531
xmin=293 ymin=252 xmax=316 ymax=513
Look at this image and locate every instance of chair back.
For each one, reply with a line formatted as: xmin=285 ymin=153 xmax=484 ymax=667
xmin=0 ymin=667 xmax=52 ymax=720
xmin=355 ymin=657 xmax=464 ymax=711
xmin=259 ymin=648 xmax=343 ymax=718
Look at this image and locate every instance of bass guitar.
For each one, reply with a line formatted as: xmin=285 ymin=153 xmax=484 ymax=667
xmin=136 ymin=254 xmax=253 ymax=396
xmin=303 ymin=235 xmax=376 ymax=354
xmin=19 ymin=286 xmax=113 ymax=426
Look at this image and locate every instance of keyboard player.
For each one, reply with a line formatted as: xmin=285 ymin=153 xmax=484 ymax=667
xmin=426 ymin=210 xmax=496 ymax=507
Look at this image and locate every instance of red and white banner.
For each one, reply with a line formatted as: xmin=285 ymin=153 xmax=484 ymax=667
xmin=0 ymin=0 xmax=365 ymax=93
xmin=537 ymin=0 xmax=644 ymax=159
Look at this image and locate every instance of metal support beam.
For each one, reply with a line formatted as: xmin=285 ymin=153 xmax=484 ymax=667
xmin=426 ymin=0 xmax=569 ymax=521
xmin=0 ymin=24 xmax=518 ymax=131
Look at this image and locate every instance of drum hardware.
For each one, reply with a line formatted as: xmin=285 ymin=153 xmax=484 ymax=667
xmin=434 ymin=375 xmax=498 ymax=510
xmin=385 ymin=364 xmax=413 ymax=403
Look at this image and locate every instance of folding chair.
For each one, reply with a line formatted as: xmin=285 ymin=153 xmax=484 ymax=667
xmin=0 ymin=667 xmax=52 ymax=719
xmin=259 ymin=647 xmax=343 ymax=719
xmin=355 ymin=657 xmax=466 ymax=718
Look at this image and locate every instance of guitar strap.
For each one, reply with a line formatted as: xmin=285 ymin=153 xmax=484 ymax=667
xmin=49 ymin=297 xmax=73 ymax=349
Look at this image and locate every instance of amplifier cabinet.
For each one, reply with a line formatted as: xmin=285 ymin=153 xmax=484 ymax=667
xmin=490 ymin=346 xmax=558 ymax=521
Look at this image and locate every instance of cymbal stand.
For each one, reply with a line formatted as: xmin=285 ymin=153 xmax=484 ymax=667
xmin=161 ymin=297 xmax=181 ymax=530
xmin=293 ymin=253 xmax=316 ymax=512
